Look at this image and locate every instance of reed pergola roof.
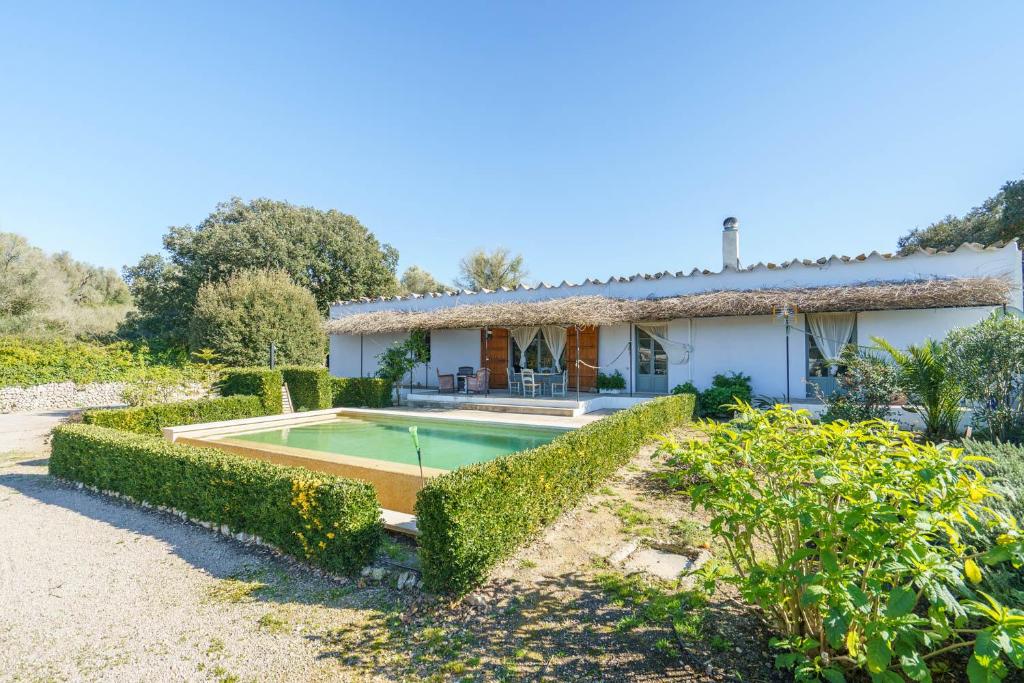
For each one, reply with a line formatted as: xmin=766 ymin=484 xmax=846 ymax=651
xmin=324 ymin=277 xmax=1011 ymax=335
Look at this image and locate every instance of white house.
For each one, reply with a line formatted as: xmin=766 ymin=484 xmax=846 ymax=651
xmin=326 ymin=220 xmax=1022 ymax=406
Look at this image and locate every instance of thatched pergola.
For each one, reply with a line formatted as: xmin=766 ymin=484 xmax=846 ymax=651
xmin=324 ymin=277 xmax=1010 ymax=335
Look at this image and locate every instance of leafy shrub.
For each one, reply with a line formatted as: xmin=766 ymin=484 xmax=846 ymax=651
xmin=0 ymin=336 xmax=208 ymax=388
xmin=280 ymin=366 xmax=332 ymax=411
xmin=415 ymin=393 xmax=696 ymax=594
xmin=960 ymin=439 xmax=1024 ymax=607
xmin=188 ymin=269 xmax=326 ymax=367
xmin=663 ymin=404 xmax=1024 ymax=682
xmin=217 ymin=367 xmax=283 ymax=414
xmin=819 ymin=348 xmax=900 ymax=423
xmin=330 ymin=377 xmax=392 ymax=408
xmin=946 ymin=313 xmax=1024 ymax=442
xmin=672 ymin=373 xmax=751 ymax=418
xmin=375 ymin=339 xmax=419 ymax=403
xmin=874 ymin=336 xmax=964 ymax=440
xmin=50 ymin=424 xmax=382 ymax=574
xmin=596 ymin=370 xmax=626 ymax=390
xmin=83 ymin=396 xmax=270 ymax=435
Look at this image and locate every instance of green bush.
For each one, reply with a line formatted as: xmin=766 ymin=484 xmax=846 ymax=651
xmin=415 ymin=393 xmax=696 ymax=594
xmin=50 ymin=424 xmax=382 ymax=574
xmin=960 ymin=438 xmax=1024 ymax=607
xmin=0 ymin=336 xmax=208 ymax=388
xmin=188 ymin=269 xmax=327 ymax=367
xmin=281 ymin=366 xmax=332 ymax=411
xmin=82 ymin=395 xmax=270 ymax=435
xmin=663 ymin=405 xmax=1024 ymax=682
xmin=672 ymin=373 xmax=751 ymax=418
xmin=596 ymin=370 xmax=626 ymax=390
xmin=217 ymin=367 xmax=283 ymax=414
xmin=330 ymin=377 xmax=393 ymax=408
xmin=946 ymin=313 xmax=1024 ymax=442
xmin=819 ymin=348 xmax=900 ymax=423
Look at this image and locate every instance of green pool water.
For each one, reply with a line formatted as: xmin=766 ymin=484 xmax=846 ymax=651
xmin=227 ymin=414 xmax=565 ymax=470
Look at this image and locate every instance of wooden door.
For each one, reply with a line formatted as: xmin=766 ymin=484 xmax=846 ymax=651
xmin=565 ymin=326 xmax=598 ymax=391
xmin=481 ymin=327 xmax=509 ymax=389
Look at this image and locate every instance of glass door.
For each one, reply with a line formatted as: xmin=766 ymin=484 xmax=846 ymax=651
xmin=635 ymin=328 xmax=668 ymax=393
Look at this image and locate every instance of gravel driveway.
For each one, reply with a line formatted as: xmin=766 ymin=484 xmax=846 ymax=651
xmin=0 ymin=414 xmax=386 ymax=683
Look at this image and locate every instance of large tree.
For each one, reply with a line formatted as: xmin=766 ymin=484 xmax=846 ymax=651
xmin=0 ymin=231 xmax=130 ymax=338
xmin=122 ymin=197 xmax=399 ymax=346
xmin=454 ymin=247 xmax=527 ymax=291
xmin=897 ymin=177 xmax=1024 ymax=254
xmin=188 ymin=269 xmax=326 ymax=367
xmin=399 ymin=265 xmax=449 ymax=295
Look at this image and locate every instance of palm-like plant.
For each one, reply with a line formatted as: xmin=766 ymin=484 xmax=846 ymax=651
xmin=872 ymin=336 xmax=964 ymax=441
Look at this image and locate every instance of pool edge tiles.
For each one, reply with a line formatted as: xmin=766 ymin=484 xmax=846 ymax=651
xmin=178 ymin=434 xmax=449 ymax=514
xmin=167 ymin=407 xmax=576 ymax=515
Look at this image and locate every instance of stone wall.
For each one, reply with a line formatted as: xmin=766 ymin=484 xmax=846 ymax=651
xmin=0 ymin=382 xmax=209 ymax=414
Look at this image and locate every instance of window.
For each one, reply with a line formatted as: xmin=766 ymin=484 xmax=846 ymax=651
xmin=510 ymin=336 xmax=565 ymax=372
xmin=806 ymin=320 xmax=858 ymax=378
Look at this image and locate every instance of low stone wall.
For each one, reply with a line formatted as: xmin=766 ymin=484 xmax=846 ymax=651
xmin=0 ymin=382 xmax=208 ymax=414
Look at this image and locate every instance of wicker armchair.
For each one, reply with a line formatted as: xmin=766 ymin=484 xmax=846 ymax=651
xmin=465 ymin=368 xmax=490 ymax=394
xmin=436 ymin=369 xmax=456 ymax=393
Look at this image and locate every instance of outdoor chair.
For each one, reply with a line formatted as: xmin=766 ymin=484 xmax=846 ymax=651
xmin=550 ymin=369 xmax=567 ymax=397
xmin=465 ymin=368 xmax=490 ymax=394
xmin=507 ymin=367 xmax=522 ymax=395
xmin=457 ymin=366 xmax=475 ymax=393
xmin=436 ymin=369 xmax=456 ymax=394
xmin=521 ymin=369 xmax=540 ymax=398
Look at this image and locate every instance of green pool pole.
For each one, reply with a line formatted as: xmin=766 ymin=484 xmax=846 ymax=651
xmin=408 ymin=426 xmax=424 ymax=486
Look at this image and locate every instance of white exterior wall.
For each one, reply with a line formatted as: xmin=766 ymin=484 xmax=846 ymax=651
xmin=328 ymin=332 xmax=409 ymax=379
xmin=856 ymin=306 xmax=999 ymax=349
xmin=430 ymin=329 xmax=481 ymax=383
xmin=597 ymin=324 xmax=632 ymax=388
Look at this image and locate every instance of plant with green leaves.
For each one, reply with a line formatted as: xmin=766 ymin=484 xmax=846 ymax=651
xmin=376 ymin=339 xmax=419 ymax=404
xmin=819 ymin=347 xmax=900 ymax=424
xmin=662 ymin=404 xmax=1024 ymax=682
xmin=945 ymin=313 xmax=1024 ymax=443
xmin=873 ymin=336 xmax=963 ymax=441
xmin=596 ymin=370 xmax=626 ymax=390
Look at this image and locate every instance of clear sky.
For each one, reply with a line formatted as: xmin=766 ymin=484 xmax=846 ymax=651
xmin=2 ymin=2 xmax=1022 ymax=286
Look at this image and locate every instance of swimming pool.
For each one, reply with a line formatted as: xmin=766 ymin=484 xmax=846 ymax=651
xmin=226 ymin=413 xmax=564 ymax=470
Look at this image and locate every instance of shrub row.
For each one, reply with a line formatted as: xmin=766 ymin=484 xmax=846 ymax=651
xmin=217 ymin=367 xmax=283 ymax=413
xmin=281 ymin=366 xmax=333 ymax=411
xmin=50 ymin=424 xmax=382 ymax=574
xmin=82 ymin=395 xmax=269 ymax=435
xmin=331 ymin=377 xmax=392 ymax=408
xmin=415 ymin=393 xmax=696 ymax=593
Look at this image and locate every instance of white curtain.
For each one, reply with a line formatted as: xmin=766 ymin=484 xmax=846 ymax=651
xmin=637 ymin=323 xmax=692 ymax=365
xmin=807 ymin=313 xmax=856 ymax=374
xmin=510 ymin=327 xmax=539 ymax=367
xmin=541 ymin=326 xmax=567 ymax=371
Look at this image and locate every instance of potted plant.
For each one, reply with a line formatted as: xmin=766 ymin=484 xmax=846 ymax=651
xmin=597 ymin=370 xmax=626 ymax=394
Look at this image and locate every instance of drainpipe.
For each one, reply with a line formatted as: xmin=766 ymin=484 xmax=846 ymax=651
xmin=359 ymin=334 xmax=364 ymax=378
xmin=575 ymin=325 xmax=581 ymax=403
xmin=628 ymin=323 xmax=633 ymax=397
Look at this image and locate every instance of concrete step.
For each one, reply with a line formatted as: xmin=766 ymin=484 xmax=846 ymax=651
xmin=456 ymin=402 xmax=577 ymax=417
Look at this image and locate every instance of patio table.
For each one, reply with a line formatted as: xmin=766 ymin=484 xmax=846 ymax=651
xmin=513 ymin=372 xmax=563 ymax=396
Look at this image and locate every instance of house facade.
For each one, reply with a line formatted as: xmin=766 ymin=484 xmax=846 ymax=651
xmin=327 ymin=221 xmax=1022 ymax=402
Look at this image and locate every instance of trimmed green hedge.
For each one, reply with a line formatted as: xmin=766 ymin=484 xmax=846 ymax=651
xmin=217 ymin=368 xmax=283 ymax=414
xmin=331 ymin=377 xmax=392 ymax=408
xmin=50 ymin=424 xmax=382 ymax=574
xmin=82 ymin=395 xmax=269 ymax=435
xmin=415 ymin=393 xmax=696 ymax=593
xmin=281 ymin=366 xmax=332 ymax=411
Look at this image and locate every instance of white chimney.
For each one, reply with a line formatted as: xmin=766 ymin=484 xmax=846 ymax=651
xmin=722 ymin=216 xmax=740 ymax=270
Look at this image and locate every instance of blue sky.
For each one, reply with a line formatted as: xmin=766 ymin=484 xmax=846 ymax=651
xmin=2 ymin=2 xmax=1022 ymax=286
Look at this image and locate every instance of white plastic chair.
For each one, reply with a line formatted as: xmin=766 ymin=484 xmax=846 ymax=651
xmin=550 ymin=369 xmax=567 ymax=397
xmin=507 ymin=368 xmax=522 ymax=395
xmin=521 ymin=369 xmax=539 ymax=398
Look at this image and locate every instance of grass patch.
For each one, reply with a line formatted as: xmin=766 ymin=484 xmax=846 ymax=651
xmin=610 ymin=501 xmax=657 ymax=537
xmin=257 ymin=611 xmax=289 ymax=634
xmin=207 ymin=576 xmax=269 ymax=604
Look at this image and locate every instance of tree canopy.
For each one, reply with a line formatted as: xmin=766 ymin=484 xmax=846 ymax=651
xmin=399 ymin=265 xmax=449 ymax=295
xmin=122 ymin=197 xmax=399 ymax=346
xmin=897 ymin=177 xmax=1024 ymax=254
xmin=188 ymin=269 xmax=326 ymax=367
xmin=454 ymin=247 xmax=527 ymax=291
xmin=0 ymin=231 xmax=130 ymax=339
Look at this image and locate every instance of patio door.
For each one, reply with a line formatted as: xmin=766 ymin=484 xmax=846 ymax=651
xmin=635 ymin=328 xmax=668 ymax=394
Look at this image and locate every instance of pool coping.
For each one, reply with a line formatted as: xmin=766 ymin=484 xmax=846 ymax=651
xmin=164 ymin=407 xmax=577 ymax=515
